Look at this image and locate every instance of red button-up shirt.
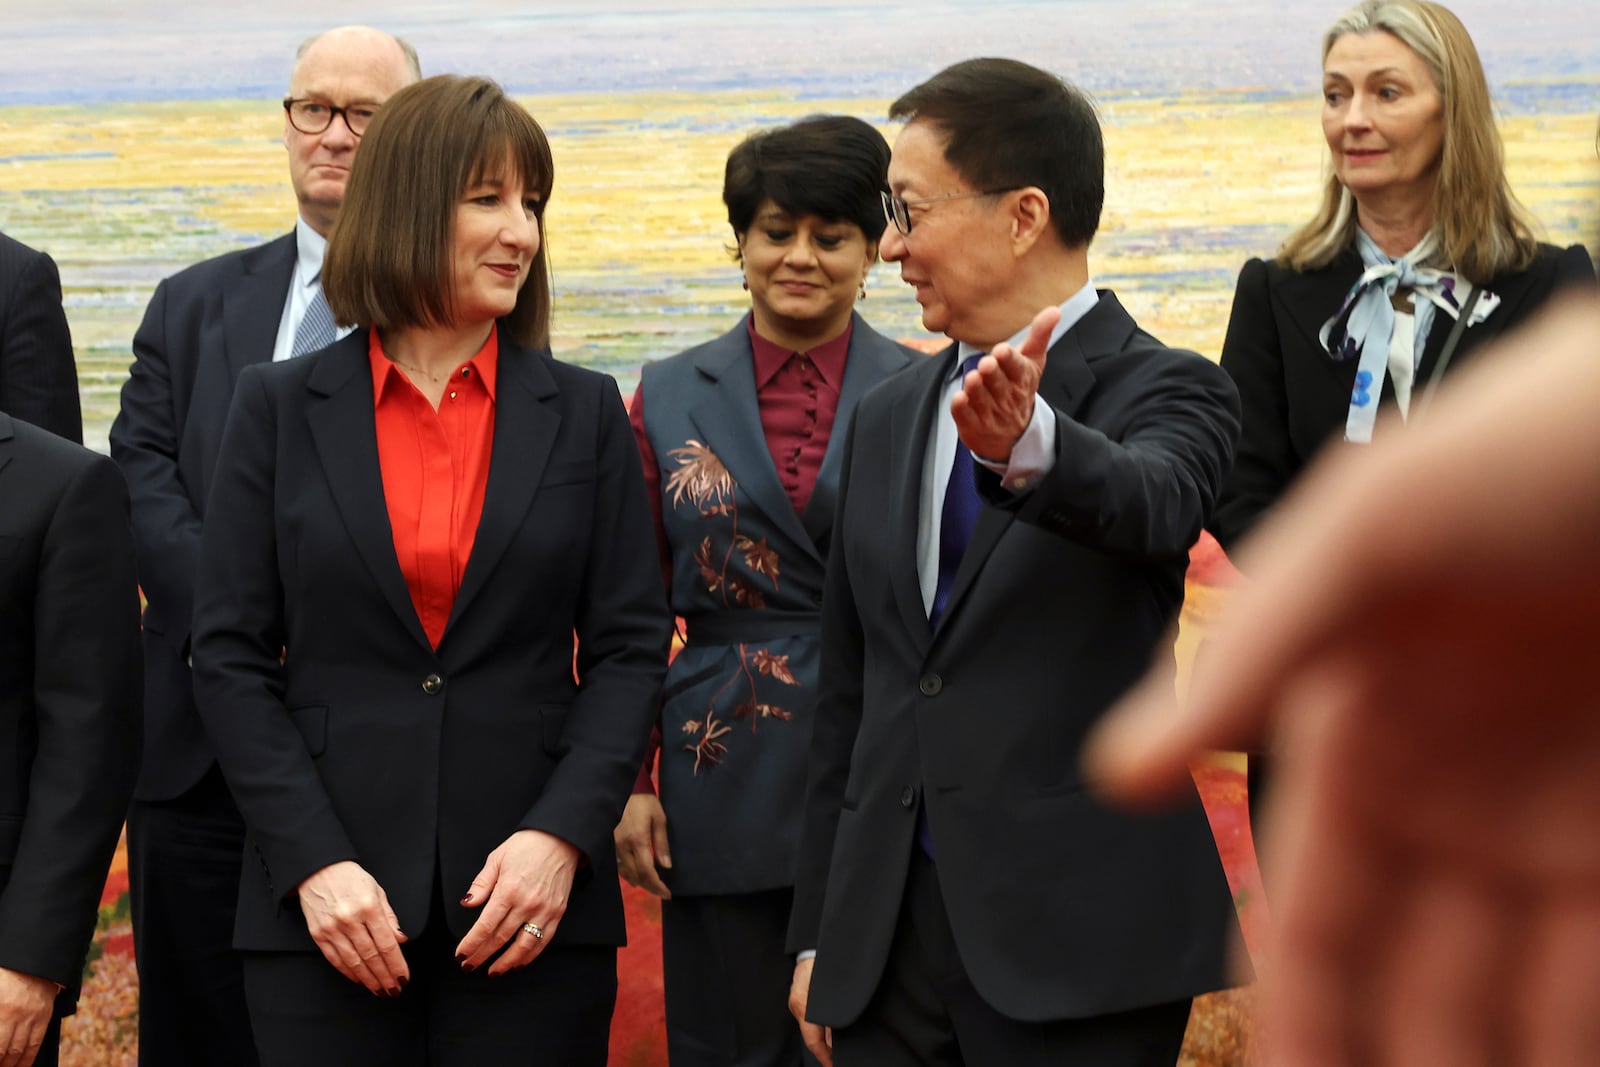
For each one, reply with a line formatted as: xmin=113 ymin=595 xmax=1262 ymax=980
xmin=370 ymin=327 xmax=498 ymax=649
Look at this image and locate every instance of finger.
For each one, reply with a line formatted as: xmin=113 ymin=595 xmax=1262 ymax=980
xmin=1016 ymin=305 xmax=1061 ymax=363
xmin=16 ymin=1017 xmax=46 ymax=1067
xmin=364 ymin=914 xmax=411 ymax=992
xmin=487 ymin=916 xmax=561 ymax=977
xmin=800 ymin=1020 xmax=834 ymax=1067
xmin=1378 ymin=872 xmax=1513 ymax=1067
xmin=460 ymin=855 xmax=499 ymax=909
xmin=346 ymin=922 xmax=407 ymax=995
xmin=317 ymin=930 xmax=387 ymax=994
xmin=636 ymin=859 xmax=673 ymax=900
xmin=455 ymin=894 xmax=514 ymax=970
xmin=380 ymin=895 xmax=409 ymax=945
xmin=651 ymin=812 xmax=673 ymax=869
xmin=1517 ymin=895 xmax=1600 ymax=1067
xmin=616 ymin=842 xmax=648 ymax=888
xmin=1264 ymin=672 xmax=1393 ymax=1067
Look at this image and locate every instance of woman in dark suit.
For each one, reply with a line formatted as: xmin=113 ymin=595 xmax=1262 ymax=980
xmin=610 ymin=115 xmax=916 ymax=1067
xmin=191 ymin=75 xmax=671 ymax=1066
xmin=1208 ymin=0 xmax=1593 ymax=822
xmin=1210 ymin=0 xmax=1593 ymax=551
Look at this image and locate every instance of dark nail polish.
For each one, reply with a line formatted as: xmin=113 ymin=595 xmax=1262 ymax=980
xmin=461 ymin=961 xmax=476 ymax=973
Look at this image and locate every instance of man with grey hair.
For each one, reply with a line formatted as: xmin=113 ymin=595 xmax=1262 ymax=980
xmin=109 ymin=26 xmax=419 ymax=1065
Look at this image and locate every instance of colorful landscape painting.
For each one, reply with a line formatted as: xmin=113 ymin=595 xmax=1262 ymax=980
xmin=3 ymin=2 xmax=1595 ymax=1064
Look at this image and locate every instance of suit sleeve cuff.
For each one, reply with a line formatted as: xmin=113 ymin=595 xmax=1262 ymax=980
xmin=972 ymin=399 xmax=1057 ymax=492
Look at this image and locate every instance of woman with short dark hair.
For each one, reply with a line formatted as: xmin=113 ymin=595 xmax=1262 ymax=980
xmin=611 ymin=114 xmax=917 ymax=1067
xmin=192 ymin=74 xmax=672 ymax=1065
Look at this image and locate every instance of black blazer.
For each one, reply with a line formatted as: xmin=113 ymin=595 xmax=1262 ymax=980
xmin=0 ymin=232 xmax=82 ymax=444
xmin=789 ymin=292 xmax=1242 ymax=1026
xmin=190 ymin=330 xmax=672 ymax=953
xmin=109 ymin=232 xmax=297 ymax=801
xmin=1210 ymin=242 xmax=1595 ymax=549
xmin=0 ymin=414 xmax=141 ymax=1000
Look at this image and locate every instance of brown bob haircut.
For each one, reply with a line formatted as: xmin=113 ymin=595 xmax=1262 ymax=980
xmin=323 ymin=74 xmax=555 ymax=347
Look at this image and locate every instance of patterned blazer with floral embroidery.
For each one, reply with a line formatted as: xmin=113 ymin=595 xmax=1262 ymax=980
xmin=637 ymin=312 xmax=917 ymax=896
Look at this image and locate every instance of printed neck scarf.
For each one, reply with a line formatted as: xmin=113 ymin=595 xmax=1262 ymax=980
xmin=1320 ymin=229 xmax=1473 ymax=443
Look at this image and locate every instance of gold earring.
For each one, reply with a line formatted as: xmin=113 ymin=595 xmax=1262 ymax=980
xmin=858 ymin=281 xmax=867 ymax=300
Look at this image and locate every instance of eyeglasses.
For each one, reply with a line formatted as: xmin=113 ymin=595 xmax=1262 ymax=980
xmin=283 ymin=98 xmax=380 ymax=137
xmin=880 ymin=187 xmax=1020 ymax=236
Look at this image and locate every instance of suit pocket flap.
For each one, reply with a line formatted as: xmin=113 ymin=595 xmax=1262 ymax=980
xmin=542 ymin=460 xmax=595 ymax=488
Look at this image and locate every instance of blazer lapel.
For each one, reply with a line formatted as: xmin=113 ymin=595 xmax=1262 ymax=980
xmin=1416 ymin=263 xmax=1535 ymax=385
xmin=801 ymin=314 xmax=909 ymax=551
xmin=304 ymin=332 xmax=432 ymax=651
xmin=932 ymin=303 xmax=1103 ymax=631
xmin=888 ymin=353 xmax=947 ymax=645
xmin=0 ymin=414 xmax=14 ymax=481
xmin=443 ymin=342 xmax=560 ymax=635
xmin=222 ymin=233 xmax=297 ymax=381
xmin=685 ymin=320 xmax=815 ymax=553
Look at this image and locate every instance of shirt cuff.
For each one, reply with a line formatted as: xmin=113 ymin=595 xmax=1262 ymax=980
xmin=796 ymin=949 xmax=817 ymax=961
xmin=972 ymin=399 xmax=1057 ymax=492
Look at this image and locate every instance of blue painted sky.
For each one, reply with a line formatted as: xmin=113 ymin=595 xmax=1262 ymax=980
xmin=3 ymin=0 xmax=1596 ymax=106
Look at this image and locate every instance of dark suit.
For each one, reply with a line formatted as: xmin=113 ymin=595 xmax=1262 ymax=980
xmin=108 ymin=231 xmax=296 ymax=1065
xmin=789 ymin=292 xmax=1241 ymax=1064
xmin=1210 ymin=242 xmax=1595 ymax=550
xmin=636 ymin=313 xmax=915 ymax=1066
xmin=0 ymin=233 xmax=82 ymax=444
xmin=0 ymin=413 xmax=141 ymax=1066
xmin=190 ymin=330 xmax=671 ymax=1063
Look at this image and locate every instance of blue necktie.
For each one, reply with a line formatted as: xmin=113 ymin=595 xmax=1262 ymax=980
xmin=928 ymin=354 xmax=984 ymax=629
xmin=289 ymin=281 xmax=336 ymax=359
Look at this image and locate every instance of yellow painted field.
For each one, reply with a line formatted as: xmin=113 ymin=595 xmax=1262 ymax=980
xmin=4 ymin=88 xmax=1597 ymax=451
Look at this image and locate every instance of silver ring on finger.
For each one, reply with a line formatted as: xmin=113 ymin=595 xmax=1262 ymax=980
xmin=521 ymin=921 xmax=545 ymax=940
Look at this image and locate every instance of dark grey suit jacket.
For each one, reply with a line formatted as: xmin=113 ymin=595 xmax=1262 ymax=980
xmin=636 ymin=312 xmax=917 ymax=895
xmin=0 ymin=414 xmax=140 ymax=1006
xmin=109 ymin=232 xmax=296 ymax=801
xmin=0 ymin=232 xmax=82 ymax=444
xmin=790 ymin=291 xmax=1242 ymax=1026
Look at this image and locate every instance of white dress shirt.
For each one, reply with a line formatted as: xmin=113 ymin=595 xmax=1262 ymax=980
xmin=915 ymin=281 xmax=1100 ymax=616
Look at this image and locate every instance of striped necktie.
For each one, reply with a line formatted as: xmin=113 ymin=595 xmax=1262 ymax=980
xmin=289 ymin=280 xmax=336 ymax=358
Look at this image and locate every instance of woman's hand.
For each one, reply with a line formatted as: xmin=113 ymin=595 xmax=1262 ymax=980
xmin=455 ymin=829 xmax=580 ymax=976
xmin=614 ymin=793 xmax=673 ymax=899
xmin=296 ymin=861 xmax=409 ymax=996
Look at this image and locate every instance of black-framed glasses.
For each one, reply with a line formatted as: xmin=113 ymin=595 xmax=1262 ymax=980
xmin=880 ymin=187 xmax=1021 ymax=236
xmin=283 ymin=98 xmax=380 ymax=136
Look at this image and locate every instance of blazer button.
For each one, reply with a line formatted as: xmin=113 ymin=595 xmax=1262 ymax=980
xmin=900 ymin=786 xmax=916 ymax=808
xmin=421 ymin=673 xmax=444 ymax=695
xmin=919 ymin=674 xmax=942 ymax=696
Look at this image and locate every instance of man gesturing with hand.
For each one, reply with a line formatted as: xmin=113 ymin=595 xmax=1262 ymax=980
xmin=786 ymin=58 xmax=1243 ymax=1067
